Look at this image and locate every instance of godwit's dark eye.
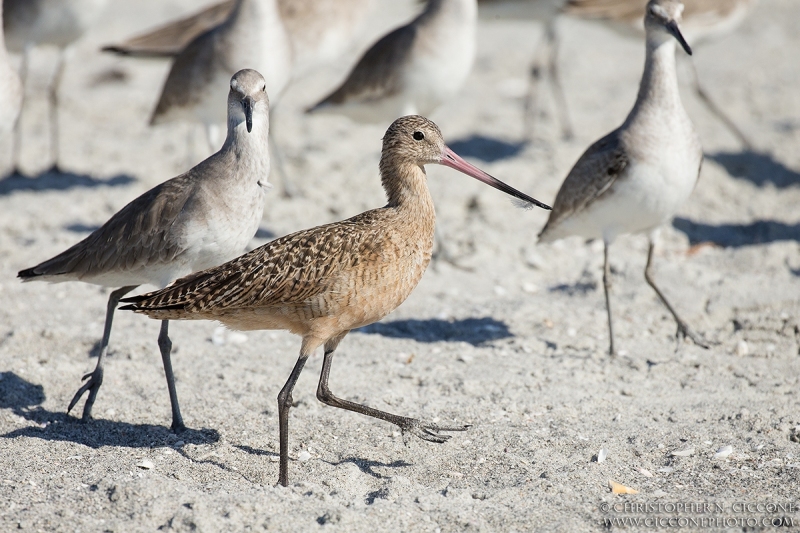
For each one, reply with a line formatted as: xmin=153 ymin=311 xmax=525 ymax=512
xmin=413 ymin=131 xmax=425 ymax=141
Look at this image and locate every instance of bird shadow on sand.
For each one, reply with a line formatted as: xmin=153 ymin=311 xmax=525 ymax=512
xmin=672 ymin=217 xmax=800 ymax=247
xmin=0 ymin=169 xmax=136 ymax=196
xmin=326 ymin=457 xmax=412 ymax=480
xmin=0 ymin=372 xmax=218 ymax=448
xmin=448 ymin=135 xmax=527 ymax=163
xmin=358 ymin=317 xmax=512 ymax=346
xmin=707 ymin=150 xmax=800 ymax=188
xmin=232 ymin=444 xmax=279 ymax=458
xmin=548 ymin=268 xmax=598 ymax=296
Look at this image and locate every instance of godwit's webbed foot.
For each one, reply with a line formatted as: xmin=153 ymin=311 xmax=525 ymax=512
xmin=318 ymin=345 xmax=469 ymax=444
xmin=398 ymin=418 xmax=471 ymax=444
xmin=67 ymin=368 xmax=103 ymax=421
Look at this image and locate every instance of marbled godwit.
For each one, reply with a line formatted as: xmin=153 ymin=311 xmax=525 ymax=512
xmin=149 ymin=0 xmax=291 ymax=154
xmin=537 ymin=0 xmax=708 ymax=355
xmin=18 ymin=69 xmax=272 ymax=430
xmin=307 ymin=0 xmax=477 ymax=122
xmin=121 ymin=115 xmax=550 ymax=486
xmin=565 ymin=0 xmax=758 ymax=148
xmin=102 ymin=0 xmax=376 ymax=80
xmin=0 ymin=1 xmax=23 ymax=152
xmin=3 ymin=0 xmax=108 ymax=173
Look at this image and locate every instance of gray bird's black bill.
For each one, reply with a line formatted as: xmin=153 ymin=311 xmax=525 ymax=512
xmin=666 ymin=21 xmax=692 ymax=55
xmin=242 ymin=97 xmax=254 ymax=133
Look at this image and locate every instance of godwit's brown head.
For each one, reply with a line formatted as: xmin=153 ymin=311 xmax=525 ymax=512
xmin=380 ymin=115 xmax=550 ymax=210
xmin=645 ymin=0 xmax=692 ymax=55
xmin=228 ymin=69 xmax=270 ymax=134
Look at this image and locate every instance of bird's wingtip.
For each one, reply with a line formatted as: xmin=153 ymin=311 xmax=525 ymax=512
xmin=101 ymin=45 xmax=126 ymax=55
xmin=17 ymin=268 xmax=38 ymax=280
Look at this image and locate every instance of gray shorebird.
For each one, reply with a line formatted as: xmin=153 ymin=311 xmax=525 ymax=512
xmin=121 ymin=115 xmax=550 ymax=486
xmin=3 ymin=0 xmax=108 ymax=173
xmin=565 ymin=0 xmax=758 ymax=148
xmin=307 ymin=0 xmax=477 ymax=122
xmin=18 ymin=69 xmax=272 ymax=430
xmin=103 ymin=0 xmax=375 ymax=81
xmin=477 ymin=0 xmax=572 ymax=140
xmin=307 ymin=0 xmax=478 ymax=265
xmin=149 ymin=0 xmax=291 ymax=153
xmin=537 ymin=0 xmax=708 ymax=355
xmin=0 ymin=0 xmax=22 ymax=154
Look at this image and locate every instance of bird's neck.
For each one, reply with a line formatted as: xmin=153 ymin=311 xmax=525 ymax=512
xmin=380 ymin=160 xmax=436 ymax=222
xmin=419 ymin=0 xmax=477 ymax=28
xmin=221 ymin=115 xmax=271 ymax=179
xmin=627 ymin=38 xmax=684 ymax=123
xmin=229 ymin=0 xmax=281 ymax=30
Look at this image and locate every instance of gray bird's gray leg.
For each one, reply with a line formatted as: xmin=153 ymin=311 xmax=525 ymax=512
xmin=603 ymin=242 xmax=616 ymax=356
xmin=68 ymin=285 xmax=138 ymax=420
xmin=687 ymin=61 xmax=753 ymax=151
xmin=47 ymin=49 xmax=68 ymax=173
xmin=644 ymin=239 xmax=709 ymax=349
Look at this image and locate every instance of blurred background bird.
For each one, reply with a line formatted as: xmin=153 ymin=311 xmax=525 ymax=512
xmin=3 ymin=0 xmax=108 ymax=174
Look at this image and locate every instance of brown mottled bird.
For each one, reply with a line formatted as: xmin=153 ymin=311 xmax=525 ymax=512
xmin=122 ymin=115 xmax=550 ymax=486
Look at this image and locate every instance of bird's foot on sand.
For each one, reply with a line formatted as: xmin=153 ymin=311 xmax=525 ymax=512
xmin=67 ymin=368 xmax=103 ymax=421
xmin=399 ymin=418 xmax=470 ymax=444
xmin=675 ymin=322 xmax=710 ymax=350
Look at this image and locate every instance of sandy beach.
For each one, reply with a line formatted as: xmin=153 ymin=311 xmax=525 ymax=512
xmin=1 ymin=0 xmax=799 ymax=531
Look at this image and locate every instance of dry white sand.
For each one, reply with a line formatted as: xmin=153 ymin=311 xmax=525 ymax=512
xmin=1 ymin=0 xmax=799 ymax=531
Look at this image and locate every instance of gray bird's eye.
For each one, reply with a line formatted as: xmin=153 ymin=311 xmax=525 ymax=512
xmin=413 ymin=131 xmax=424 ymax=141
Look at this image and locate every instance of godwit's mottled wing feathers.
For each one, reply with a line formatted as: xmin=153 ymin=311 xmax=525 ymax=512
xmin=124 ymin=211 xmax=385 ymax=314
xmin=309 ymin=23 xmax=416 ymax=109
xmin=539 ymin=130 xmax=629 ymax=238
xmin=18 ymin=175 xmax=197 ymax=281
xmin=102 ymin=0 xmax=236 ymax=57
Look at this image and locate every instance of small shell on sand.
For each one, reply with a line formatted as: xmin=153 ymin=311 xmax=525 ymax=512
xmin=735 ymin=340 xmax=748 ymax=356
xmin=608 ymin=479 xmax=638 ymax=494
xmin=714 ymin=446 xmax=733 ymax=459
xmin=597 ymin=449 xmax=607 ymax=463
xmin=637 ymin=467 xmax=653 ymax=477
xmin=298 ymin=451 xmax=311 ymax=462
xmin=671 ymin=448 xmax=694 ymax=457
xmin=136 ymin=459 xmax=154 ymax=470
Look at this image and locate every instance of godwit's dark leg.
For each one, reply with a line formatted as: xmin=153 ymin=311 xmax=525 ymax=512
xmin=316 ymin=335 xmax=469 ymax=444
xmin=68 ymin=285 xmax=138 ymax=420
xmin=277 ymin=347 xmax=311 ymax=486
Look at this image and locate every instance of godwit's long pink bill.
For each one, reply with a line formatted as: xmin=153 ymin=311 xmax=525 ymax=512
xmin=441 ymin=147 xmax=551 ymax=210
